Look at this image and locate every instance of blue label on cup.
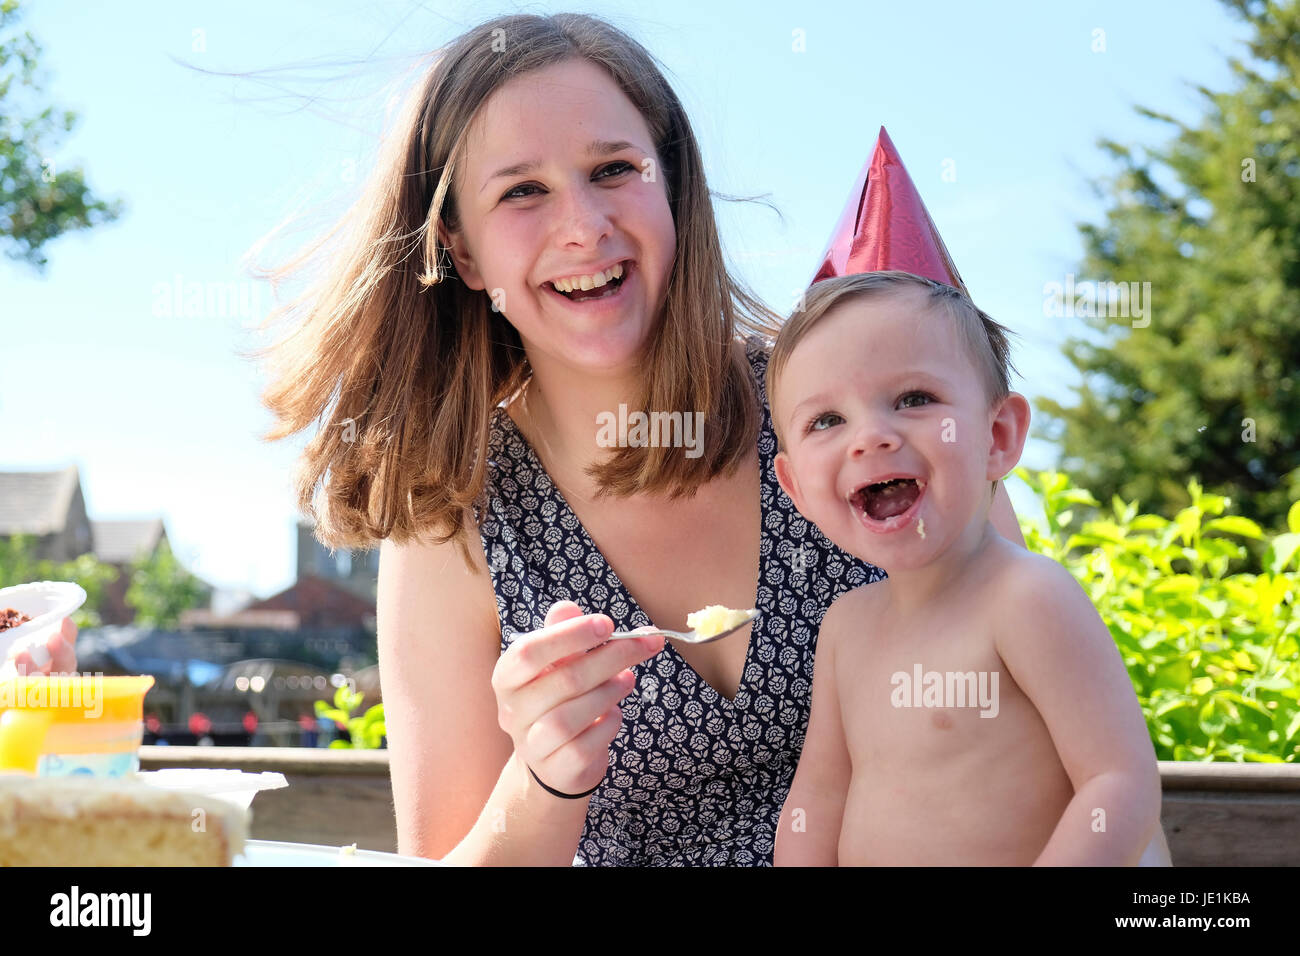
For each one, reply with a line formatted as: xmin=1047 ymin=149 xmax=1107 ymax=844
xmin=38 ymin=751 xmax=140 ymax=778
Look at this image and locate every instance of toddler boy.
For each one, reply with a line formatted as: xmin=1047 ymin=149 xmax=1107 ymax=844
xmin=768 ymin=271 xmax=1161 ymax=865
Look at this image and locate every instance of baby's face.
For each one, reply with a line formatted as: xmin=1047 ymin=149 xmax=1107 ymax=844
xmin=773 ymin=289 xmax=1003 ymax=572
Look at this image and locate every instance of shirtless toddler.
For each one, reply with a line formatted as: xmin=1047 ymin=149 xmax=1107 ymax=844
xmin=767 ymin=271 xmax=1161 ymax=865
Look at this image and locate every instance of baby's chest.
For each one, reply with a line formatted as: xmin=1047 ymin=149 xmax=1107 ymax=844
xmin=837 ymin=620 xmax=1021 ymax=759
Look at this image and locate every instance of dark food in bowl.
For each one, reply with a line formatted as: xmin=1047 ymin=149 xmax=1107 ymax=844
xmin=0 ymin=608 xmax=33 ymax=632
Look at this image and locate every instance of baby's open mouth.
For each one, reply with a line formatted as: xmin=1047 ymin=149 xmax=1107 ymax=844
xmin=851 ymin=477 xmax=924 ymax=521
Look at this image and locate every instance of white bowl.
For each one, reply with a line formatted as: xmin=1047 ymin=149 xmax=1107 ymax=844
xmin=0 ymin=581 xmax=88 ymax=670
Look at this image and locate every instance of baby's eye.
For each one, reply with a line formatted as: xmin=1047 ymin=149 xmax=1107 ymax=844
xmin=897 ymin=391 xmax=936 ymax=409
xmin=805 ymin=411 xmax=843 ymax=433
xmin=501 ymin=162 xmax=634 ymax=201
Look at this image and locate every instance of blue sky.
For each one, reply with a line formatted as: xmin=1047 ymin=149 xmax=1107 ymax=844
xmin=3 ymin=0 xmax=1253 ymax=599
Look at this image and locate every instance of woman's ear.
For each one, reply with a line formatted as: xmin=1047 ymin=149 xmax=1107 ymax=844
xmin=435 ymin=220 xmax=486 ymax=290
xmin=986 ymin=391 xmax=1031 ymax=483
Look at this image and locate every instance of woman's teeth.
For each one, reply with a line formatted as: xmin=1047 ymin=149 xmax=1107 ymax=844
xmin=551 ymin=262 xmax=624 ymax=294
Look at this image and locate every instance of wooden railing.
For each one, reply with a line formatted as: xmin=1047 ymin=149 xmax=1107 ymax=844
xmin=140 ymin=747 xmax=1300 ymax=865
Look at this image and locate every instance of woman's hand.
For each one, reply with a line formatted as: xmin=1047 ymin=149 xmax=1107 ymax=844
xmin=4 ymin=617 xmax=79 ymax=676
xmin=492 ymin=600 xmax=663 ymax=796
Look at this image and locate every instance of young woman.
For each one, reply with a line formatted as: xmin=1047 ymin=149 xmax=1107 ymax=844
xmin=252 ymin=12 xmax=1167 ymax=866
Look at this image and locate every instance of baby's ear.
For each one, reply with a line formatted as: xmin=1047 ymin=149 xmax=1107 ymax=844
xmin=986 ymin=391 xmax=1031 ymax=481
xmin=435 ymin=220 xmax=486 ymax=291
xmin=774 ymin=450 xmax=805 ymax=512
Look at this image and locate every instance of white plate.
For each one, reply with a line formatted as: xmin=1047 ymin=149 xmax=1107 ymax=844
xmin=136 ymin=769 xmax=289 ymax=811
xmin=234 ymin=839 xmax=443 ymax=867
xmin=0 ymin=581 xmax=87 ymax=668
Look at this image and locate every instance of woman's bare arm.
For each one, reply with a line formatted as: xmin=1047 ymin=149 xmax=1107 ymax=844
xmin=377 ymin=521 xmax=591 ymax=865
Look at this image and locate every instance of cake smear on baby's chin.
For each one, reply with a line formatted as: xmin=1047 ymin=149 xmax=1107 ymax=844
xmin=916 ymin=518 xmax=926 ymax=539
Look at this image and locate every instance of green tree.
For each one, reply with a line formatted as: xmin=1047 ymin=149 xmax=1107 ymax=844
xmin=0 ymin=533 xmax=205 ymax=629
xmin=0 ymin=0 xmax=122 ymax=270
xmin=0 ymin=533 xmax=117 ymax=627
xmin=1036 ymin=0 xmax=1300 ymax=530
xmin=123 ymin=538 xmax=207 ymax=629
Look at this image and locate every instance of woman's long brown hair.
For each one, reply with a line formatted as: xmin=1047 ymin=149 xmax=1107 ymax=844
xmin=243 ymin=12 xmax=783 ymax=571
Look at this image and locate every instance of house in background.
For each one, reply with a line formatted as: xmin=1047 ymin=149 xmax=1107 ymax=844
xmin=0 ymin=465 xmax=211 ymax=624
xmin=180 ymin=519 xmax=376 ymax=632
xmin=295 ymin=519 xmax=377 ymax=605
xmin=180 ymin=573 xmax=375 ymax=632
xmin=0 ymin=465 xmax=93 ymax=562
xmin=2 ymin=466 xmax=376 ymax=635
xmin=4 ymin=467 xmax=382 ymax=744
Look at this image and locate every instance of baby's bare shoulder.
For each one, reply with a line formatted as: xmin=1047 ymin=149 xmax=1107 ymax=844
xmin=987 ymin=541 xmax=1108 ymax=653
xmin=986 ymin=539 xmax=1082 ymax=605
xmin=825 ymin=577 xmax=889 ymax=625
xmin=819 ymin=579 xmax=888 ymax=653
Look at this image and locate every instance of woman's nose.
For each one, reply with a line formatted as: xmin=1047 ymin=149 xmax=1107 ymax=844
xmin=553 ymin=181 xmax=614 ymax=246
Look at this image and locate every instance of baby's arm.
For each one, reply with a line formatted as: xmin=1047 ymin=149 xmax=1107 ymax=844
xmin=774 ymin=592 xmax=855 ymax=866
xmin=995 ymin=557 xmax=1162 ymax=866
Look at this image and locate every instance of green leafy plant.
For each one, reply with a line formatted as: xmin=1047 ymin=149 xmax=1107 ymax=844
xmin=314 ymin=682 xmax=385 ymax=749
xmin=1016 ymin=468 xmax=1299 ymax=762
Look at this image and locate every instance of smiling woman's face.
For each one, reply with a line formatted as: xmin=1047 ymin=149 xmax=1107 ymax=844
xmin=440 ymin=57 xmax=678 ymax=376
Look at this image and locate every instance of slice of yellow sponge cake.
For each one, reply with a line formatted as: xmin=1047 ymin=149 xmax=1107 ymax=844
xmin=0 ymin=774 xmax=249 ymax=866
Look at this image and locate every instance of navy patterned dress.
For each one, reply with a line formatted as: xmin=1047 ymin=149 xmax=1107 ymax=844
xmin=473 ymin=335 xmax=885 ymax=865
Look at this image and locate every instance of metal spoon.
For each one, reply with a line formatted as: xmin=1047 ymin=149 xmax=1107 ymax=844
xmin=607 ymin=608 xmax=758 ymax=645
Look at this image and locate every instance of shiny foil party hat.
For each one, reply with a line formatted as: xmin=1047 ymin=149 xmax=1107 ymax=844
xmin=809 ymin=126 xmax=967 ymax=294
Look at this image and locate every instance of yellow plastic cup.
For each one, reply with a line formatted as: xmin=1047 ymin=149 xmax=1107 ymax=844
xmin=0 ymin=675 xmax=155 ymax=777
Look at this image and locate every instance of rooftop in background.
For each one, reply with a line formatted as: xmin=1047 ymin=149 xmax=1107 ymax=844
xmin=0 ymin=466 xmax=82 ymax=536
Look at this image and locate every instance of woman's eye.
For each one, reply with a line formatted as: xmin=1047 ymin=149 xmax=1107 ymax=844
xmin=502 ymin=183 xmax=541 ymax=200
xmin=897 ymin=391 xmax=935 ymax=409
xmin=597 ymin=160 xmax=635 ymax=179
xmin=805 ymin=412 xmax=843 ymax=433
xmin=501 ymin=162 xmax=635 ymax=201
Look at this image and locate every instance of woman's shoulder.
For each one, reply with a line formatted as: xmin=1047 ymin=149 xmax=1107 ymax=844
xmin=740 ymin=331 xmax=775 ymax=363
xmin=738 ymin=332 xmax=775 ymax=406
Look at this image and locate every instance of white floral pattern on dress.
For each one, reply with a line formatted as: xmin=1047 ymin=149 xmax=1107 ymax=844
xmin=474 ymin=336 xmax=886 ymax=865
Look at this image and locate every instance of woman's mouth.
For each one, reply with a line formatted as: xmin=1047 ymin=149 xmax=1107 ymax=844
xmin=543 ymin=260 xmax=634 ymax=308
xmin=849 ymin=477 xmax=927 ymax=533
